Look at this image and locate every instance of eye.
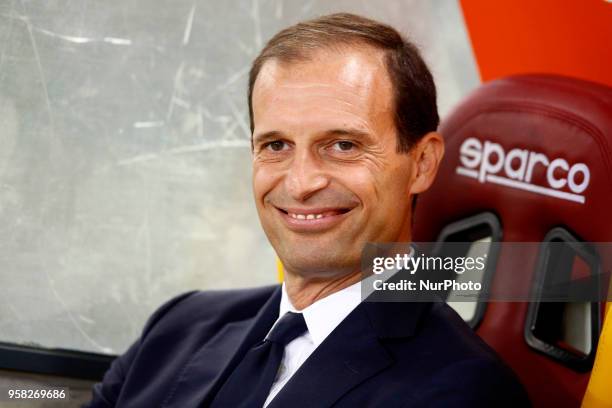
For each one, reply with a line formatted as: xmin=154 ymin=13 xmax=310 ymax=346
xmin=332 ymin=140 xmax=355 ymax=151
xmin=264 ymin=140 xmax=288 ymax=152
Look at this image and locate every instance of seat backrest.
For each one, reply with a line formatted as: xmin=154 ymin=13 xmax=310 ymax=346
xmin=413 ymin=74 xmax=612 ymax=408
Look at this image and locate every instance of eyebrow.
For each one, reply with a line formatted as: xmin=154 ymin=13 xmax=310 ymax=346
xmin=252 ymin=130 xmax=284 ymax=146
xmin=324 ymin=128 xmax=374 ymax=143
xmin=252 ymin=128 xmax=374 ymax=145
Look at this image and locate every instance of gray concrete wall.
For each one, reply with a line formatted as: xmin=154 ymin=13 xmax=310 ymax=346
xmin=0 ymin=0 xmax=479 ymax=390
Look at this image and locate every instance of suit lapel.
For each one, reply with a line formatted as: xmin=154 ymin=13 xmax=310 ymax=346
xmin=160 ymin=280 xmax=431 ymax=408
xmin=267 ymin=299 xmax=431 ymax=408
xmin=267 ymin=302 xmax=391 ymax=408
xmin=161 ymin=286 xmax=282 ymax=408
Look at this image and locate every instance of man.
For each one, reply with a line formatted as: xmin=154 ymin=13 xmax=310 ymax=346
xmin=86 ymin=13 xmax=530 ymax=407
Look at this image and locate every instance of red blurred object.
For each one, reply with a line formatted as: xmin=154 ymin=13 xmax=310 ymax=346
xmin=460 ymin=0 xmax=612 ymax=87
xmin=414 ymin=74 xmax=612 ymax=408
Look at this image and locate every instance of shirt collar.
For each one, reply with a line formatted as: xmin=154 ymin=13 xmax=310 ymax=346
xmin=278 ymin=279 xmax=362 ymax=347
xmin=276 ymin=244 xmax=415 ymax=346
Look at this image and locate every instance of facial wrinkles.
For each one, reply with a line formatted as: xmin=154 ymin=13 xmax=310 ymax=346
xmin=253 ymin=50 xmax=399 ymax=205
xmin=270 ymin=86 xmax=371 ymax=116
xmin=254 ymin=127 xmax=390 ymax=180
xmin=255 ymin=51 xmax=391 ymax=117
xmin=254 ymin=113 xmax=394 ymax=200
xmin=265 ymin=185 xmax=359 ymax=211
xmin=260 ymin=89 xmax=391 ymax=151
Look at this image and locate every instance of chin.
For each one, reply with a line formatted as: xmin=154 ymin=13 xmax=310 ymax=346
xmin=278 ymin=245 xmax=359 ymax=277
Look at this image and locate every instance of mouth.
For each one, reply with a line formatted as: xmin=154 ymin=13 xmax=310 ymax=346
xmin=274 ymin=206 xmax=354 ymax=232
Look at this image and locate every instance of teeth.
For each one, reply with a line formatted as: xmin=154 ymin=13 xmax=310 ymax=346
xmin=288 ymin=212 xmax=333 ymax=220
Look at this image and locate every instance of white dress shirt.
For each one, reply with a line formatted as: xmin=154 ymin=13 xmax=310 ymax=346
xmin=262 ymin=245 xmax=413 ymax=406
xmin=262 ymin=280 xmax=362 ymax=407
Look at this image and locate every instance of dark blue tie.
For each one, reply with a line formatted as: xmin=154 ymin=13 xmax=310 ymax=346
xmin=210 ymin=312 xmax=308 ymax=408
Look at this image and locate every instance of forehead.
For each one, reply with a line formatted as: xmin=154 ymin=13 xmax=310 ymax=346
xmin=252 ymin=46 xmax=394 ymax=133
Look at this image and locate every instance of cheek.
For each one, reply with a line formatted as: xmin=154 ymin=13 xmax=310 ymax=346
xmin=331 ymin=165 xmax=380 ymax=207
xmin=252 ymin=163 xmax=281 ymax=204
xmin=252 ymin=165 xmax=269 ymax=202
xmin=367 ymin=162 xmax=414 ymax=209
xmin=383 ymin=169 xmax=415 ymax=228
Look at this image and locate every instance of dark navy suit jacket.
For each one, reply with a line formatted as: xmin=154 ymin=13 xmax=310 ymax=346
xmin=85 ymin=285 xmax=530 ymax=407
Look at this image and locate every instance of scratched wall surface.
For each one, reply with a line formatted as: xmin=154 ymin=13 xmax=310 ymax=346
xmin=0 ymin=0 xmax=478 ymax=356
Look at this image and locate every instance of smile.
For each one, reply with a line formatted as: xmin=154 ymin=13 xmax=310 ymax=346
xmin=275 ymin=206 xmax=353 ymax=232
xmin=287 ymin=210 xmax=343 ymax=220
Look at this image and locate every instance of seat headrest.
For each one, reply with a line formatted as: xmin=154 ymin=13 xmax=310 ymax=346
xmin=414 ymin=74 xmax=612 ymax=242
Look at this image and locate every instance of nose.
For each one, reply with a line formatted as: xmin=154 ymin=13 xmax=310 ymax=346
xmin=285 ymin=148 xmax=329 ymax=202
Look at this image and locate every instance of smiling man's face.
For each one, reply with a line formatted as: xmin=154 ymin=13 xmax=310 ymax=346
xmin=251 ymin=46 xmax=420 ymax=279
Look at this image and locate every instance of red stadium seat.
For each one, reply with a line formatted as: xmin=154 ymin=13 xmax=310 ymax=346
xmin=413 ymin=74 xmax=612 ymax=408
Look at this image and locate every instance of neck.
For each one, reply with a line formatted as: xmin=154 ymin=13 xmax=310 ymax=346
xmin=283 ymin=269 xmax=362 ymax=310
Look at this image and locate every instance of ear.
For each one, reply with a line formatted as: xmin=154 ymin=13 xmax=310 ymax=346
xmin=409 ymin=132 xmax=445 ymax=195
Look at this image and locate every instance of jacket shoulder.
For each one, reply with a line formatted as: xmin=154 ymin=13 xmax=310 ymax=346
xmin=143 ymin=285 xmax=279 ymax=337
xmin=84 ymin=285 xmax=279 ymax=407
xmin=409 ymin=303 xmax=531 ymax=406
